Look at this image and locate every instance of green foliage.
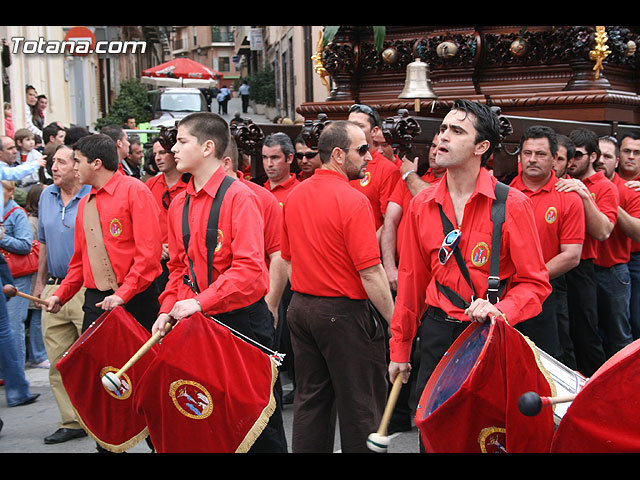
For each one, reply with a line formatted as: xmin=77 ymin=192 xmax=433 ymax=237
xmin=247 ymin=67 xmax=276 ymax=107
xmin=322 ymin=26 xmax=386 ymax=53
xmin=95 ymin=78 xmax=150 ymax=130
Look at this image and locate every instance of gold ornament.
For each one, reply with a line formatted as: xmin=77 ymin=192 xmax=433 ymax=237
xmin=589 ymin=26 xmax=611 ymax=80
xmin=312 ymin=29 xmax=331 ymax=93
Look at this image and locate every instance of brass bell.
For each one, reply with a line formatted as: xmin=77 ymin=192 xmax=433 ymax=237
xmin=398 ymin=58 xmax=437 ymax=112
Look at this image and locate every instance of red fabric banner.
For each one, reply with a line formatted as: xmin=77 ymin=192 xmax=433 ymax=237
xmin=133 ymin=312 xmax=277 ymax=453
xmin=415 ymin=317 xmax=555 ymax=453
xmin=56 ymin=306 xmax=157 ymax=452
xmin=551 ymin=339 xmax=640 ymax=452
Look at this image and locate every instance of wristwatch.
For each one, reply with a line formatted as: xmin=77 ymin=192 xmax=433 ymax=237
xmin=402 ymin=169 xmax=415 ymax=181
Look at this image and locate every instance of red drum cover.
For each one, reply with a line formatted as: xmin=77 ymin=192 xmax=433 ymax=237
xmin=415 ymin=316 xmax=555 ymax=453
xmin=133 ymin=312 xmax=278 ymax=453
xmin=56 ymin=306 xmax=157 ymax=452
xmin=551 ymin=339 xmax=640 ymax=452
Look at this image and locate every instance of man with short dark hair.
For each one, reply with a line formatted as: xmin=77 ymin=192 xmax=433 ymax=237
xmin=281 ymin=119 xmax=394 ymax=452
xmin=262 ymin=132 xmax=299 ymax=206
xmin=555 ymin=128 xmax=617 ymax=376
xmin=152 ymin=112 xmax=288 ymax=453
xmin=510 ymin=125 xmax=585 ymax=359
xmin=44 ymin=134 xmax=163 ymax=334
xmin=389 ymin=100 xmax=551 ymax=422
xmin=100 ymin=124 xmax=132 ymax=176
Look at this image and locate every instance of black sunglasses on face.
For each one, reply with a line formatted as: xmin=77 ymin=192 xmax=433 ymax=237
xmin=295 ymin=151 xmax=319 ymax=160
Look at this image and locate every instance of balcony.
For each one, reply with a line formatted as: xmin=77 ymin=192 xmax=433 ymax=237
xmin=211 ymin=31 xmax=234 ymax=44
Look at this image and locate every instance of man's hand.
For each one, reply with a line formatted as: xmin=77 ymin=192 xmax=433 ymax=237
xmin=95 ymin=294 xmax=124 ymax=311
xmin=44 ymin=295 xmax=62 ymax=313
xmin=152 ymin=313 xmax=175 ymax=337
xmin=169 ymin=298 xmax=202 ymax=321
xmin=464 ymin=298 xmax=502 ymax=323
xmin=389 ymin=360 xmax=411 ymax=385
xmin=555 ymin=177 xmax=591 ymax=200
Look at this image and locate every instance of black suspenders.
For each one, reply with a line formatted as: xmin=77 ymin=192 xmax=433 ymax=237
xmin=435 ymin=180 xmax=510 ymax=308
xmin=182 ymin=175 xmax=235 ymax=294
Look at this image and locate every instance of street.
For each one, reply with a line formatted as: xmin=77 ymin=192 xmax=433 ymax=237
xmin=0 ymin=365 xmax=420 ymax=453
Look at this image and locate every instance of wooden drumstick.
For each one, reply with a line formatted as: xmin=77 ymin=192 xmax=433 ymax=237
xmin=367 ymin=375 xmax=405 ymax=453
xmin=101 ymin=319 xmax=174 ymax=392
xmin=2 ymin=284 xmax=48 ymax=306
xmin=518 ymin=391 xmax=577 ymax=417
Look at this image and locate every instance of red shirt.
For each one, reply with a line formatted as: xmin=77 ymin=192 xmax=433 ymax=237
xmin=580 ymin=170 xmax=619 ymax=261
xmin=510 ymin=173 xmax=585 ymax=263
xmin=388 ymin=169 xmax=443 ymax=257
xmin=264 ymin=173 xmax=300 ymax=207
xmin=596 ymin=173 xmax=640 ymax=267
xmin=238 ymin=171 xmax=282 ymax=261
xmin=54 ymin=170 xmax=163 ymax=305
xmin=159 ymin=166 xmax=268 ymax=315
xmin=350 ymin=149 xmax=402 ymax=230
xmin=390 ymin=168 xmax=552 ymax=363
xmin=281 ymin=168 xmax=381 ymax=299
xmin=145 ymin=173 xmax=189 ymax=243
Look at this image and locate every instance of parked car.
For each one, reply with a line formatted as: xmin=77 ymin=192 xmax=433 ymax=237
xmin=148 ymin=87 xmax=208 ymax=129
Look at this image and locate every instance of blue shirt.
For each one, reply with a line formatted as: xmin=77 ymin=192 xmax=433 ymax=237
xmin=37 ymin=183 xmax=91 ymax=278
xmin=0 ymin=199 xmax=33 ymax=254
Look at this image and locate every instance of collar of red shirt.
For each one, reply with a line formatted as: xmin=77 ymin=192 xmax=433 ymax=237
xmin=266 ymin=173 xmax=298 ymax=191
xmin=427 ymin=167 xmax=497 ymax=205
xmin=90 ymin=169 xmax=123 ymax=196
xmin=583 ymin=169 xmax=606 ymax=187
xmin=313 ymin=168 xmax=348 ymax=183
xmin=511 ymin=171 xmax=556 ymax=194
xmin=186 ymin=165 xmax=227 ymax=198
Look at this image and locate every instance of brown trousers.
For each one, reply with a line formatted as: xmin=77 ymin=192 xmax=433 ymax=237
xmin=287 ymin=292 xmax=387 ymax=453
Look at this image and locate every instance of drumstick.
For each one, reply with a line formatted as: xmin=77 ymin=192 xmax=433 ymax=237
xmin=367 ymin=375 xmax=404 ymax=453
xmin=2 ymin=284 xmax=48 ymax=306
xmin=518 ymin=391 xmax=577 ymax=417
xmin=101 ymin=319 xmax=174 ymax=392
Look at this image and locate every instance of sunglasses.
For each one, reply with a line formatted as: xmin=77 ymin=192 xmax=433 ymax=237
xmin=573 ymin=150 xmax=590 ymax=160
xmin=342 ymin=144 xmax=370 ymax=156
xmin=295 ymin=151 xmax=319 ymax=160
xmin=439 ymin=229 xmax=461 ymax=265
xmin=348 ymin=104 xmax=379 ymax=126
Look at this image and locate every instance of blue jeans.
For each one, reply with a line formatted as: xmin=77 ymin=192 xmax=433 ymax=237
xmin=596 ymin=263 xmax=634 ymax=357
xmin=27 ymin=307 xmax=47 ymax=364
xmin=0 ymin=280 xmax=36 ymax=406
xmin=627 ymin=252 xmax=640 ymax=339
xmin=5 ymin=273 xmax=34 ymax=368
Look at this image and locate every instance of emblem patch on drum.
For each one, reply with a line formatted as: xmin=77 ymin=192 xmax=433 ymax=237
xmin=100 ymin=366 xmax=132 ymax=400
xmin=544 ymin=206 xmax=558 ymax=224
xmin=109 ymin=218 xmax=122 ymax=237
xmin=169 ymin=380 xmax=213 ymax=419
xmin=478 ymin=426 xmax=507 ymax=453
xmin=471 ymin=242 xmax=490 ymax=267
xmin=360 ymin=171 xmax=371 ymax=187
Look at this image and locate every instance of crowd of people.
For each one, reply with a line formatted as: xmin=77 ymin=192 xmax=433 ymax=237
xmin=0 ymin=91 xmax=639 ymax=453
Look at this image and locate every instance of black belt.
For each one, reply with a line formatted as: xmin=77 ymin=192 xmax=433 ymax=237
xmin=46 ymin=276 xmax=65 ymax=285
xmin=426 ymin=305 xmax=467 ymax=324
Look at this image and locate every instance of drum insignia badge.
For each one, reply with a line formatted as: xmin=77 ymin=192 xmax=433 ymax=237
xmin=100 ymin=366 xmax=132 ymax=400
xmin=478 ymin=426 xmax=507 ymax=453
xmin=360 ymin=171 xmax=371 ymax=187
xmin=169 ymin=380 xmax=213 ymax=420
xmin=544 ymin=206 xmax=558 ymax=224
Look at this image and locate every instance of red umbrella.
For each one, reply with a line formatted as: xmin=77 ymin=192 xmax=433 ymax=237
xmin=142 ymin=58 xmax=223 ymax=88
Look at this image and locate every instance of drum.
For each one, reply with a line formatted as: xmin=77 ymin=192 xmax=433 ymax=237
xmin=415 ymin=316 xmax=555 ymax=453
xmin=536 ymin=348 xmax=586 ymax=427
xmin=551 ymin=339 xmax=640 ymax=452
xmin=56 ymin=306 xmax=157 ymax=452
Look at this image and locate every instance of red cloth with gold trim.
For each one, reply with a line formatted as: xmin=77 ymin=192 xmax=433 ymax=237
xmin=551 ymin=339 xmax=640 ymax=452
xmin=415 ymin=316 xmax=555 ymax=453
xmin=56 ymin=306 xmax=156 ymax=452
xmin=133 ymin=312 xmax=278 ymax=453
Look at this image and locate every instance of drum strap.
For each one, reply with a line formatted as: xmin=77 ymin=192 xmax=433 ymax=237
xmin=182 ymin=175 xmax=235 ymax=294
xmin=436 ymin=180 xmax=509 ymax=308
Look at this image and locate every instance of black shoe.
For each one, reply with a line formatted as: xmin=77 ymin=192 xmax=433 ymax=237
xmin=10 ymin=393 xmax=40 ymax=407
xmin=44 ymin=428 xmax=88 ymax=444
